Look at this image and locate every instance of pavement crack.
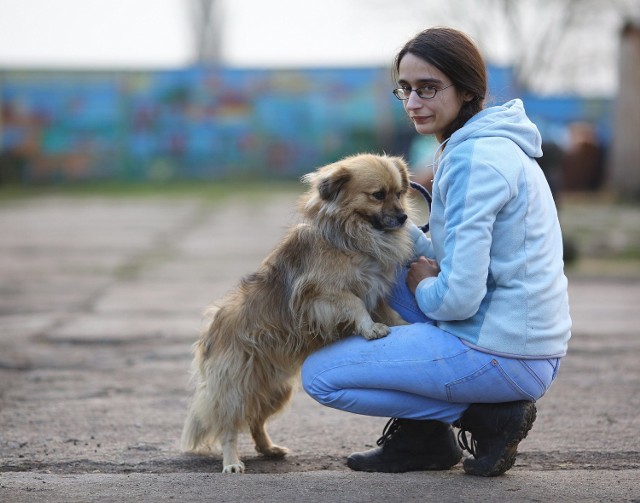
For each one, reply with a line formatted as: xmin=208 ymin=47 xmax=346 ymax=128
xmin=112 ymin=202 xmax=209 ymax=281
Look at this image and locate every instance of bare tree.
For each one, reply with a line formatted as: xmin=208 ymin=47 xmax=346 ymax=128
xmin=360 ymin=0 xmax=639 ymax=95
xmin=458 ymin=0 xmax=640 ymax=94
xmin=190 ymin=0 xmax=224 ymax=65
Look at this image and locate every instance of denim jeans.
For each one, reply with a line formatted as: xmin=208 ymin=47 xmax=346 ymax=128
xmin=301 ymin=269 xmax=561 ymax=424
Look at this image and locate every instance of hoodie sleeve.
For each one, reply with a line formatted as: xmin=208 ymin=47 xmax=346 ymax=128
xmin=409 ymin=222 xmax=435 ymax=260
xmin=414 ymin=142 xmax=514 ymax=320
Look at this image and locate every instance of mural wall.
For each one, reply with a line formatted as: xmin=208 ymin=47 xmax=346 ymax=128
xmin=0 ymin=66 xmax=612 ymax=184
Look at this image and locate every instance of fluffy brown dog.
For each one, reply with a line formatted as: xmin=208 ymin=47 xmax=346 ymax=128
xmin=181 ymin=153 xmax=415 ymax=473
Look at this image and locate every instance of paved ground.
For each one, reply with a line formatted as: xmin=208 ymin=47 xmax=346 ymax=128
xmin=0 ymin=191 xmax=639 ymax=502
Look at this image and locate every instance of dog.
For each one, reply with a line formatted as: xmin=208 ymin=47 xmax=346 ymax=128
xmin=181 ymin=153 xmax=416 ymax=473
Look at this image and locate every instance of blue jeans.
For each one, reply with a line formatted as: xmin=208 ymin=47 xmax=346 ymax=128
xmin=302 ymin=270 xmax=561 ymax=424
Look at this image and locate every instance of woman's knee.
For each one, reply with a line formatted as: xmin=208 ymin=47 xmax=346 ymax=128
xmin=301 ymin=353 xmax=324 ymax=399
xmin=301 ymin=349 xmax=348 ymax=407
xmin=301 ymin=336 xmax=361 ymax=398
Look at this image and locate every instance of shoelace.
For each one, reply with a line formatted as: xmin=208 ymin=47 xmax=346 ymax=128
xmin=378 ymin=417 xmax=480 ymax=458
xmin=376 ymin=417 xmax=402 ymax=446
xmin=457 ymin=428 xmax=478 ymax=458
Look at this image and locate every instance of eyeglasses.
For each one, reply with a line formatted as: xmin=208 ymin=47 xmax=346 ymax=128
xmin=392 ymin=84 xmax=454 ymax=100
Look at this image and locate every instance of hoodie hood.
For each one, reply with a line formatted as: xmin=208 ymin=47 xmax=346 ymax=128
xmin=447 ymin=99 xmax=543 ymax=158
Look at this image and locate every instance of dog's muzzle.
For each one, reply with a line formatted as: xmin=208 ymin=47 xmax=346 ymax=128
xmin=371 ymin=212 xmax=408 ymax=231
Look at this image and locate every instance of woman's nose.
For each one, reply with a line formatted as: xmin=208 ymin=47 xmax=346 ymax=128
xmin=405 ymin=90 xmax=423 ymax=109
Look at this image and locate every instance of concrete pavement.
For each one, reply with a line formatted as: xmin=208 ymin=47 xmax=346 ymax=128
xmin=0 ymin=191 xmax=639 ymax=502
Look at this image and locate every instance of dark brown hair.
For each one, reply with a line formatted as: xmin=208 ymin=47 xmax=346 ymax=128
xmin=393 ymin=27 xmax=488 ymax=140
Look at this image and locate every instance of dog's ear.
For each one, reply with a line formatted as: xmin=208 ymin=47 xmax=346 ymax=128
xmin=392 ymin=157 xmax=411 ymax=192
xmin=317 ymin=165 xmax=351 ymax=201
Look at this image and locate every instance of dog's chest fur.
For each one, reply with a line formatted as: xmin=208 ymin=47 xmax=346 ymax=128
xmin=347 ymin=252 xmax=396 ymax=309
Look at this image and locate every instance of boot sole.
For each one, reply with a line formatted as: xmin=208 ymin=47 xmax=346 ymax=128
xmin=347 ymin=451 xmax=462 ymax=473
xmin=463 ymin=401 xmax=537 ymax=477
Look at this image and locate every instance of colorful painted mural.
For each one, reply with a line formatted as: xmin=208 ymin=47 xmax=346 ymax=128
xmin=0 ymin=66 xmax=612 ymax=183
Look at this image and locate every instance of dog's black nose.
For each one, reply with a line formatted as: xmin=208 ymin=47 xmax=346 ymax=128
xmin=376 ymin=212 xmax=409 ymax=230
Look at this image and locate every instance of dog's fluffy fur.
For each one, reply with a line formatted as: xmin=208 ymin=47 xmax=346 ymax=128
xmin=181 ymin=153 xmax=415 ymax=473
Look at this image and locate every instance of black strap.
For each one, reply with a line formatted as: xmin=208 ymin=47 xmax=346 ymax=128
xmin=409 ymin=181 xmax=432 ymax=233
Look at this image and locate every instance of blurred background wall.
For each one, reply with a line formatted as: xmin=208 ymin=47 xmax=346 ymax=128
xmin=0 ymin=0 xmax=638 ymax=193
xmin=0 ymin=66 xmax=612 ymax=184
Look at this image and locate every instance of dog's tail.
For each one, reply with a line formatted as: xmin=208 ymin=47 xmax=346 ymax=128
xmin=181 ymin=305 xmax=249 ymax=452
xmin=180 ymin=344 xmax=219 ymax=451
xmin=181 ymin=345 xmax=246 ymax=452
xmin=181 ymin=406 xmax=209 ymax=451
xmin=181 ymin=370 xmax=207 ymax=451
xmin=181 ymin=414 xmax=205 ymax=452
xmin=181 ymin=370 xmax=224 ymax=451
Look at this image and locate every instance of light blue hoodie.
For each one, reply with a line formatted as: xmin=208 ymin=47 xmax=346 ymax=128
xmin=411 ymin=99 xmax=571 ymax=358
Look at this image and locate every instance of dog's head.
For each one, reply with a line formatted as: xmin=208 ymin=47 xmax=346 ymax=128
xmin=302 ymin=154 xmax=412 ymax=231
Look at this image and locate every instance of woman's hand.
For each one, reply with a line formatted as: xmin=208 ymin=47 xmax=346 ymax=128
xmin=406 ymin=256 xmax=440 ymax=294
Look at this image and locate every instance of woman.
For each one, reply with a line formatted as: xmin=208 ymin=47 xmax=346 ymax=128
xmin=301 ymin=27 xmax=571 ymax=477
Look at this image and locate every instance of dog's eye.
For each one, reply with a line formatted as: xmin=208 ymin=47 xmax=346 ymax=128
xmin=371 ymin=191 xmax=386 ymax=201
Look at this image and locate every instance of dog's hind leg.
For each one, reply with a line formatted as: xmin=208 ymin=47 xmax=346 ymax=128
xmin=220 ymin=429 xmax=245 ymax=473
xmin=249 ymin=382 xmax=292 ymax=459
xmin=250 ymin=421 xmax=289 ymax=459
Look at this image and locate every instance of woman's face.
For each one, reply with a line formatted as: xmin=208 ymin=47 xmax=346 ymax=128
xmin=397 ymin=52 xmax=468 ymax=142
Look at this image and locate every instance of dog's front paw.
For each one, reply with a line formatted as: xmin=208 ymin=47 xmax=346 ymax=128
xmin=361 ymin=322 xmax=390 ymax=340
xmin=222 ymin=461 xmax=245 ymax=474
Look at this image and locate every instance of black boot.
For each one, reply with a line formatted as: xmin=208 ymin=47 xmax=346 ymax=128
xmin=346 ymin=418 xmax=462 ymax=473
xmin=456 ymin=400 xmax=537 ymax=477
